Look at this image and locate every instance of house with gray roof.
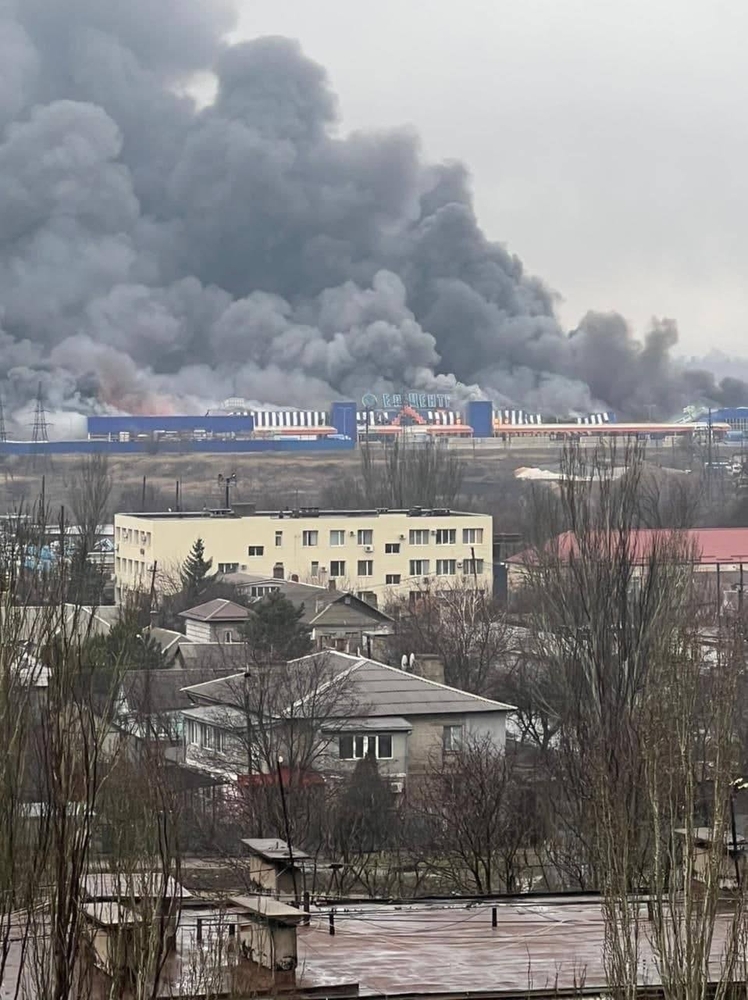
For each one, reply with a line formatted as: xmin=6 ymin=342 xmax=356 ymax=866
xmin=215 ymin=573 xmax=394 ymax=653
xmin=179 ymin=651 xmax=513 ymax=791
xmin=179 ymin=599 xmax=250 ymax=643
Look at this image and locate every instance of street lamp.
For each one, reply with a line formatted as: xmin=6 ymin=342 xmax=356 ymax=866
xmin=217 ymin=473 xmax=237 ymax=510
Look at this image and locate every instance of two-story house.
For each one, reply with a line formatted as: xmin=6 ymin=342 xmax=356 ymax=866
xmin=179 ymin=651 xmax=513 ymax=793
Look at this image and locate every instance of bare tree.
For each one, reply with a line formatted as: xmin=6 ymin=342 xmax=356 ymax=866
xmin=518 ymin=440 xmax=748 ymax=998
xmin=386 ymin=581 xmax=513 ymax=695
xmin=412 ymin=735 xmax=542 ymax=894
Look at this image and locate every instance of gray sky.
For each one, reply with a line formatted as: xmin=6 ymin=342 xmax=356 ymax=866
xmin=233 ymin=0 xmax=748 ymax=357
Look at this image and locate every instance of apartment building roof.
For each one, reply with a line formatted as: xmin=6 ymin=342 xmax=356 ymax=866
xmin=295 ymin=897 xmax=739 ymax=996
xmin=117 ymin=506 xmax=485 ymax=521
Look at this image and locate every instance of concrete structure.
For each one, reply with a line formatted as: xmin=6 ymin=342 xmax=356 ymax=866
xmin=180 ymin=651 xmax=512 ymax=791
xmin=241 ymin=838 xmax=312 ymax=897
xmin=114 ymin=507 xmax=493 ymax=604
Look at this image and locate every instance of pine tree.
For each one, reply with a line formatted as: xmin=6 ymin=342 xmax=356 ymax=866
xmin=180 ymin=537 xmax=214 ymax=597
xmin=242 ymin=591 xmax=312 ymax=661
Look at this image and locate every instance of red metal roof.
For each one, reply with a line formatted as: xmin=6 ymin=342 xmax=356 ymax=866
xmin=508 ymin=527 xmax=748 ymax=566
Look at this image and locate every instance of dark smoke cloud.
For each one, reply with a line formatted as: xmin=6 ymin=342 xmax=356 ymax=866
xmin=0 ymin=1 xmax=743 ymax=435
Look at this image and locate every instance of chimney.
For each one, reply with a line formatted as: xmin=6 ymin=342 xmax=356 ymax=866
xmin=411 ymin=653 xmax=445 ymax=686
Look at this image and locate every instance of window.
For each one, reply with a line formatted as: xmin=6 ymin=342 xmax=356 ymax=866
xmin=385 ymin=574 xmax=401 ymax=585
xmin=302 ymin=530 xmax=318 ymax=547
xmin=357 ymin=559 xmax=373 ymax=576
xmin=275 ymin=531 xmax=283 ymax=547
xmin=310 ymin=561 xmax=319 ymax=577
xmin=224 ymin=631 xmax=233 ymax=643
xmin=410 ymin=559 xmax=430 ymax=576
xmin=218 ymin=562 xmax=239 ymax=574
xmin=358 ymin=591 xmax=377 ymax=607
xmin=330 ymin=530 xmax=345 ymax=546
xmin=247 ymin=545 xmax=264 ymax=556
xmin=330 ymin=560 xmax=346 ymax=577
xmin=339 ymin=733 xmax=394 ymax=759
xmin=409 ymin=529 xmax=429 ymax=545
xmin=462 ymin=527 xmax=484 ymax=544
xmin=273 ymin=563 xmax=284 ymax=579
xmin=435 ymin=528 xmax=456 ymax=545
xmin=436 ymin=559 xmax=456 ymax=575
xmin=200 ymin=724 xmax=225 ymax=753
xmin=385 ymin=542 xmax=400 ymax=554
xmin=463 ymin=558 xmax=485 ymax=575
xmin=443 ymin=725 xmax=463 ymax=752
xmin=357 ymin=529 xmax=373 ymax=546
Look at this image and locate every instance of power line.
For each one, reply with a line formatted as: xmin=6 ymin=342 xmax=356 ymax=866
xmin=0 ymin=390 xmax=7 ymax=443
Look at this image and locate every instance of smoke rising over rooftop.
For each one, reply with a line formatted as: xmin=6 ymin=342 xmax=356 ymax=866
xmin=0 ymin=0 xmax=744 ymax=431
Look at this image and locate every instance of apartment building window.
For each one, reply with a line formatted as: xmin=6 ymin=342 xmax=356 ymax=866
xmin=409 ymin=559 xmax=430 ymax=576
xmin=302 ymin=530 xmax=318 ymax=547
xmin=385 ymin=542 xmax=400 ymax=554
xmin=462 ymin=527 xmax=484 ymax=544
xmin=435 ymin=528 xmax=456 ymax=545
xmin=357 ymin=559 xmax=373 ymax=577
xmin=275 ymin=531 xmax=283 ymax=546
xmin=218 ymin=562 xmax=239 ymax=573
xmin=436 ymin=559 xmax=456 ymax=575
xmin=310 ymin=561 xmax=319 ymax=577
xmin=330 ymin=560 xmax=346 ymax=577
xmin=339 ymin=733 xmax=393 ymax=760
xmin=330 ymin=530 xmax=345 ymax=546
xmin=463 ymin=558 xmax=484 ymax=575
xmin=443 ymin=725 xmax=463 ymax=753
xmin=247 ymin=545 xmax=264 ymax=556
xmin=409 ymin=529 xmax=429 ymax=545
xmin=386 ymin=574 xmax=401 ymax=585
xmin=358 ymin=591 xmax=378 ymax=607
xmin=357 ymin=529 xmax=373 ymax=546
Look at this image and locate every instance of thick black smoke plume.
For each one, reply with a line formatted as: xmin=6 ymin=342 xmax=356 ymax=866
xmin=0 ymin=0 xmax=744 ymax=433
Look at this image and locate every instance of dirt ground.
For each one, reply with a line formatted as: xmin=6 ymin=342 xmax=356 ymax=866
xmin=0 ymin=441 xmax=565 ymax=518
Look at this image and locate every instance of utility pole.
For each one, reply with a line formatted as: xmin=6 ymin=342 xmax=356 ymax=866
xmin=276 ymin=756 xmax=299 ymax=904
xmin=0 ymin=390 xmax=7 ymax=443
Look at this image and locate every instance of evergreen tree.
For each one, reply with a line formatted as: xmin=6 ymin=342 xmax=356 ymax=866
xmin=242 ymin=591 xmax=312 ymax=661
xmin=335 ymin=755 xmax=394 ymax=853
xmin=180 ymin=537 xmax=214 ymax=597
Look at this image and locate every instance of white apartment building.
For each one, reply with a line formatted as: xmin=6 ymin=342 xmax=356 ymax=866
xmin=114 ymin=507 xmax=493 ymax=605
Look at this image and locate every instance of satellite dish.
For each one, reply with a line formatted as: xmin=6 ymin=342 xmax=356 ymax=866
xmin=409 ymin=653 xmax=416 ymax=670
xmin=401 ymin=655 xmax=408 ymax=671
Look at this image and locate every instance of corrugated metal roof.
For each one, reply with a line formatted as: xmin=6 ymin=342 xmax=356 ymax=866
xmin=509 ymin=527 xmax=748 ymax=566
